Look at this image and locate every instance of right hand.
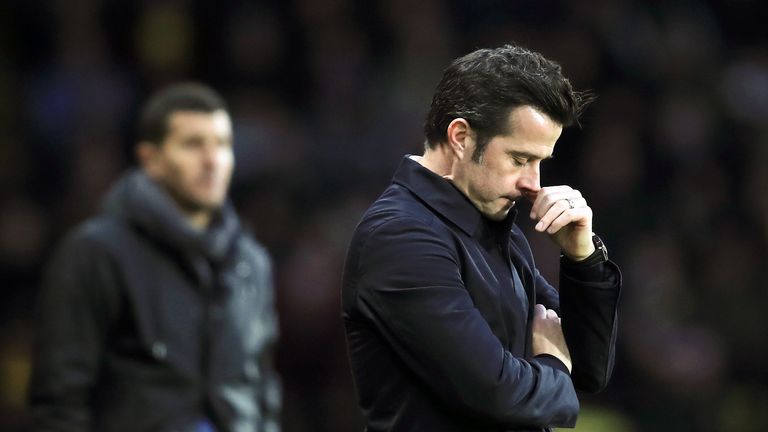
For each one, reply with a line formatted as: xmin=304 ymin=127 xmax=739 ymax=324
xmin=532 ymin=304 xmax=572 ymax=373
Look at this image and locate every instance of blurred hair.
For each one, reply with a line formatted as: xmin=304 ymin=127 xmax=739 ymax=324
xmin=424 ymin=44 xmax=595 ymax=161
xmin=137 ymin=82 xmax=228 ymax=145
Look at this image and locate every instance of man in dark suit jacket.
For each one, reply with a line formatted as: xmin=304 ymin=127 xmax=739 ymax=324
xmin=342 ymin=44 xmax=621 ymax=431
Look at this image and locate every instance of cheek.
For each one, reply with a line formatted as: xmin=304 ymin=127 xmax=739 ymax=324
xmin=172 ymin=155 xmax=198 ymax=180
xmin=471 ymin=171 xmax=501 ymax=198
xmin=496 ymin=165 xmax=521 ymax=188
xmin=485 ymin=167 xmax=516 ymax=192
xmin=162 ymin=153 xmax=200 ymax=187
xmin=218 ymin=151 xmax=234 ymax=171
xmin=505 ymin=173 xmax=522 ymax=190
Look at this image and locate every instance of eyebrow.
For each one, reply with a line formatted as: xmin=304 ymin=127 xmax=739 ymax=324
xmin=508 ymin=150 xmax=554 ymax=160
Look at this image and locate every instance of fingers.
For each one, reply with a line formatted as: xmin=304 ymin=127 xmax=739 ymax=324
xmin=546 ymin=308 xmax=559 ymax=320
xmin=534 ymin=304 xmax=560 ymax=321
xmin=533 ymin=197 xmax=587 ymax=232
xmin=529 ymin=186 xmax=591 ymax=234
xmin=529 ymin=186 xmax=581 ymax=219
xmin=537 ymin=205 xmax=593 ymax=234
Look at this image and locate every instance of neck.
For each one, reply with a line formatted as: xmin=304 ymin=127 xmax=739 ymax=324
xmin=166 ymin=189 xmax=215 ymax=231
xmin=142 ymin=172 xmax=217 ymax=231
xmin=184 ymin=210 xmax=212 ymax=231
xmin=415 ymin=143 xmax=456 ymax=178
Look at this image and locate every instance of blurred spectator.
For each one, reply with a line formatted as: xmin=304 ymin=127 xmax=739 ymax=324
xmin=28 ymin=83 xmax=280 ymax=431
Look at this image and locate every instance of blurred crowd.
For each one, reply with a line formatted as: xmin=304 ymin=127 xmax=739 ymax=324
xmin=1 ymin=0 xmax=767 ymax=431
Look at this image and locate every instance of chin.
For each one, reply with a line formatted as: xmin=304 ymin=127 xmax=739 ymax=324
xmin=193 ymin=189 xmax=227 ymax=206
xmin=185 ymin=194 xmax=226 ymax=212
xmin=201 ymin=198 xmax=226 ymax=210
xmin=484 ymin=209 xmax=509 ymax=221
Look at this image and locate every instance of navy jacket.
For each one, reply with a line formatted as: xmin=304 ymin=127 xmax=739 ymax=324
xmin=342 ymin=157 xmax=621 ymax=431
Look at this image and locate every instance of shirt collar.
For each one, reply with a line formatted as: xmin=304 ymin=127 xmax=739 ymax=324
xmin=392 ymin=155 xmax=517 ymax=237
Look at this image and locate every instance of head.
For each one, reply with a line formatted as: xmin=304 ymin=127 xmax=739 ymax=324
xmin=136 ymin=83 xmax=234 ymax=221
xmin=423 ymin=44 xmax=594 ymax=220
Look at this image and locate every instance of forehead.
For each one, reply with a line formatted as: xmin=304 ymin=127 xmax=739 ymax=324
xmin=167 ymin=109 xmax=232 ymax=135
xmin=493 ymin=106 xmax=562 ymax=157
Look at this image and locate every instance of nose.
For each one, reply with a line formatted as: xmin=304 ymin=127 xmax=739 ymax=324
xmin=517 ymin=163 xmax=541 ymax=198
xmin=201 ymin=141 xmax=220 ymax=169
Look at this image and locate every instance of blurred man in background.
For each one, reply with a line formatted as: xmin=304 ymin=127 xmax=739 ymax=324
xmin=29 ymin=83 xmax=281 ymax=432
xmin=342 ymin=45 xmax=621 ymax=431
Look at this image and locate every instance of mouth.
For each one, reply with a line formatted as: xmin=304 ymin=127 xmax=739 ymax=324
xmin=197 ymin=174 xmax=222 ymax=187
xmin=501 ymin=197 xmax=517 ymax=208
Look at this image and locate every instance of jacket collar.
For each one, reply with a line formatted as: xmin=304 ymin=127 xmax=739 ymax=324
xmin=392 ymin=155 xmax=517 ymax=237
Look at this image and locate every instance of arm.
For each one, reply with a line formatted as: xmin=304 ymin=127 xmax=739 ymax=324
xmin=527 ymin=186 xmax=621 ymax=393
xmin=354 ymin=216 xmax=579 ymax=428
xmin=256 ymin=252 xmax=281 ymax=431
xmin=29 ymin=228 xmax=116 ymax=431
xmin=528 ymin=253 xmax=620 ymax=392
xmin=558 ymin=256 xmax=621 ymax=393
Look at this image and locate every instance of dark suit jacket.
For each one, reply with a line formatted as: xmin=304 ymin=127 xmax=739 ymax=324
xmin=342 ymin=157 xmax=621 ymax=431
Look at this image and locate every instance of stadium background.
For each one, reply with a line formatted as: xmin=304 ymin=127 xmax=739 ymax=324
xmin=1 ymin=0 xmax=767 ymax=430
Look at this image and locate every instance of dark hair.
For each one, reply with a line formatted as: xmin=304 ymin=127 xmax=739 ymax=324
xmin=137 ymin=82 xmax=228 ymax=145
xmin=424 ymin=44 xmax=595 ymax=161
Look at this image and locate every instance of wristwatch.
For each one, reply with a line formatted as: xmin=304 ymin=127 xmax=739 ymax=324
xmin=592 ymin=233 xmax=608 ymax=262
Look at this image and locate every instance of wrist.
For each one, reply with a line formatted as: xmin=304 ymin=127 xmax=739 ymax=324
xmin=534 ymin=353 xmax=572 ymax=375
xmin=563 ymin=244 xmax=595 ymax=262
xmin=561 ymin=233 xmax=608 ymax=266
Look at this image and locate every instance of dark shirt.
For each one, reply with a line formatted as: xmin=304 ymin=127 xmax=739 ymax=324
xmin=342 ymin=157 xmax=621 ymax=431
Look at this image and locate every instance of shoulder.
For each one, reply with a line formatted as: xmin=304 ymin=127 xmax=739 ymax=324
xmin=232 ymin=229 xmax=273 ymax=271
xmin=56 ymin=215 xmax=129 ymax=258
xmin=360 ymin=184 xmax=442 ymax=233
xmin=42 ymin=216 xmax=129 ymax=299
xmin=353 ymin=184 xmax=450 ymax=250
xmin=349 ymin=191 xmax=460 ymax=271
xmin=343 ymin=186 xmax=462 ymax=303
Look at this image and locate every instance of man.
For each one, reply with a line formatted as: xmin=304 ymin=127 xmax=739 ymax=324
xmin=30 ymin=83 xmax=281 ymax=432
xmin=342 ymin=45 xmax=621 ymax=431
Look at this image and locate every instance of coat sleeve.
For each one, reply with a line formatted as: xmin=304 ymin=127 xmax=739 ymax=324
xmin=254 ymin=249 xmax=282 ymax=431
xmin=558 ymin=257 xmax=621 ymax=393
xmin=29 ymin=227 xmax=118 ymax=432
xmin=353 ymin=216 xmax=579 ymax=429
xmin=512 ymin=227 xmax=621 ymax=394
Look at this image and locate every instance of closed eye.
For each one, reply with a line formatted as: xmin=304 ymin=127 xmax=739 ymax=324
xmin=508 ymin=150 xmax=553 ymax=166
xmin=512 ymin=157 xmax=527 ymax=167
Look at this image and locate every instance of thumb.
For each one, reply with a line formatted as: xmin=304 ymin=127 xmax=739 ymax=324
xmin=534 ymin=304 xmax=546 ymax=319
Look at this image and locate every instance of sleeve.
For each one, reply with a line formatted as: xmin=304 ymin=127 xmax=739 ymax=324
xmin=354 ymin=217 xmax=579 ymax=429
xmin=28 ymin=229 xmax=117 ymax=432
xmin=558 ymin=257 xmax=622 ymax=393
xmin=255 ymin=250 xmax=281 ymax=432
xmin=515 ymin=227 xmax=621 ymax=395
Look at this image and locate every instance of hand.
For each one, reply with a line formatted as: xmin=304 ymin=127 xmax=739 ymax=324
xmin=531 ymin=304 xmax=572 ymax=373
xmin=527 ymin=186 xmax=595 ymax=261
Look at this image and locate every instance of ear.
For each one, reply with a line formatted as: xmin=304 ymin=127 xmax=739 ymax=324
xmin=446 ymin=118 xmax=473 ymax=160
xmin=136 ymin=142 xmax=162 ymax=177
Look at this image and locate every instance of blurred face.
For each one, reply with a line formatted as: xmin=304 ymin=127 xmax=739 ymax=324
xmin=141 ymin=110 xmax=234 ymax=213
xmin=451 ymin=106 xmax=562 ymax=221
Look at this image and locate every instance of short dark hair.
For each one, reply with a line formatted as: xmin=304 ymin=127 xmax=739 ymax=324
xmin=137 ymin=82 xmax=228 ymax=145
xmin=424 ymin=44 xmax=595 ymax=161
